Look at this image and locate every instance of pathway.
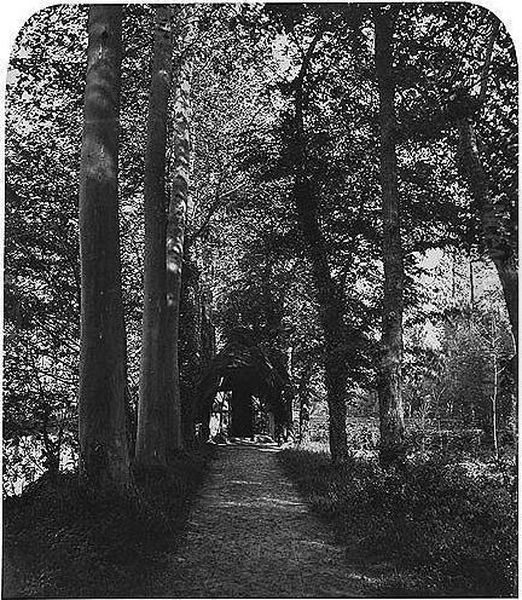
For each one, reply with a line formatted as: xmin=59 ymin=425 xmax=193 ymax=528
xmin=155 ymin=441 xmax=373 ymax=598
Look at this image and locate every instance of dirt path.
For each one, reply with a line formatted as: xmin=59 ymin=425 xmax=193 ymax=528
xmin=155 ymin=441 xmax=372 ymax=598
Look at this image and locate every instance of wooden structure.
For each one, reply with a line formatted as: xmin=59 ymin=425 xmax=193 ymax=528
xmin=196 ymin=328 xmax=292 ymax=439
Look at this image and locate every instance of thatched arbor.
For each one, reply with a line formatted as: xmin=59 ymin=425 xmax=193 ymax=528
xmin=195 ymin=328 xmax=292 ymax=439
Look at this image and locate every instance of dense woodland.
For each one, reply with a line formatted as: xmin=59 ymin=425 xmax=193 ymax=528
xmin=3 ymin=3 xmax=518 ymax=597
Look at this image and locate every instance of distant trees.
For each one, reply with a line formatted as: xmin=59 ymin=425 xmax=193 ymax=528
xmin=78 ymin=5 xmax=132 ymax=488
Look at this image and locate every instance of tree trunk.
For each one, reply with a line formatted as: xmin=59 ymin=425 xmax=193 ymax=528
xmin=293 ymin=77 xmax=348 ymax=464
xmin=78 ymin=5 xmax=131 ymax=489
xmin=374 ymin=8 xmax=406 ymax=467
xmin=458 ymin=119 xmax=518 ymax=349
xmin=491 ymin=324 xmax=499 ymax=459
xmin=198 ymin=288 xmax=215 ymax=443
xmin=179 ymin=257 xmax=202 ymax=446
xmin=136 ymin=5 xmax=173 ymax=467
xmin=164 ymin=56 xmax=192 ymax=454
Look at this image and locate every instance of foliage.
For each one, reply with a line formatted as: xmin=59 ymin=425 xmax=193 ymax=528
xmin=279 ymin=448 xmax=517 ymax=597
xmin=3 ymin=449 xmax=211 ymax=598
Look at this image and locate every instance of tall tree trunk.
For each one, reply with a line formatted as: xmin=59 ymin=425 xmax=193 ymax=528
xmin=457 ymin=21 xmax=517 ymax=438
xmin=164 ymin=56 xmax=192 ymax=454
xmin=179 ymin=255 xmax=201 ymax=446
xmin=374 ymin=8 xmax=406 ymax=467
xmin=199 ymin=288 xmax=215 ymax=443
xmin=78 ymin=5 xmax=131 ymax=489
xmin=136 ymin=5 xmax=173 ymax=467
xmin=293 ymin=73 xmax=348 ymax=464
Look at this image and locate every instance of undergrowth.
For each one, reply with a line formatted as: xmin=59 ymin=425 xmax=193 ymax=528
xmin=278 ymin=448 xmax=517 ymax=597
xmin=3 ymin=448 xmax=212 ymax=598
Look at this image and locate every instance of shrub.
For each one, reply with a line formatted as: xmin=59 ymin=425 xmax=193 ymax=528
xmin=3 ymin=448 xmax=211 ymax=598
xmin=279 ymin=449 xmax=517 ymax=597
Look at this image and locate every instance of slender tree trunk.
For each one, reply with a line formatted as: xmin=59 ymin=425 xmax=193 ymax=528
xmin=458 ymin=119 xmax=518 ymax=349
xmin=374 ymin=8 xmax=406 ymax=467
xmin=293 ymin=77 xmax=348 ymax=465
xmin=164 ymin=57 xmax=192 ymax=454
xmin=136 ymin=6 xmax=173 ymax=467
xmin=491 ymin=325 xmax=499 ymax=459
xmin=198 ymin=288 xmax=215 ymax=443
xmin=469 ymin=256 xmax=475 ymax=307
xmin=78 ymin=5 xmax=131 ymax=489
xmin=180 ymin=257 xmax=203 ymax=446
xmin=457 ymin=22 xmax=517 ymax=440
xmin=297 ymin=367 xmax=312 ymax=445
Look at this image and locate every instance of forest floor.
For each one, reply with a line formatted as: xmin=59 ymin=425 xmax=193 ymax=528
xmin=151 ymin=440 xmax=378 ymax=598
xmin=4 ymin=440 xmax=514 ymax=598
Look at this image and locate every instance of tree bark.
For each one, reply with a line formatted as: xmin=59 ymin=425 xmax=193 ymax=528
xmin=179 ymin=256 xmax=201 ymax=446
xmin=198 ymin=288 xmax=215 ymax=443
xmin=293 ymin=68 xmax=348 ymax=464
xmin=164 ymin=56 xmax=192 ymax=454
xmin=78 ymin=5 xmax=131 ymax=489
xmin=458 ymin=119 xmax=518 ymax=349
xmin=374 ymin=8 xmax=406 ymax=467
xmin=135 ymin=5 xmax=173 ymax=467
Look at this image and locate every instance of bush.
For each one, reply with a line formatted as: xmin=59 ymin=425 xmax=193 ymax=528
xmin=279 ymin=449 xmax=517 ymax=597
xmin=3 ymin=448 xmax=212 ymax=598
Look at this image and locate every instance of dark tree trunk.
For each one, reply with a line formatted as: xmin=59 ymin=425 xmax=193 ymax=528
xmin=374 ymin=8 xmax=406 ymax=467
xmin=163 ymin=54 xmax=192 ymax=454
xmin=136 ymin=5 xmax=173 ymax=467
xmin=293 ymin=74 xmax=348 ymax=465
xmin=179 ymin=256 xmax=201 ymax=446
xmin=78 ymin=5 xmax=131 ymax=489
xmin=198 ymin=288 xmax=215 ymax=443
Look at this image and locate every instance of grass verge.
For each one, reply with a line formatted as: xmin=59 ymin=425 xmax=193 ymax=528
xmin=278 ymin=448 xmax=517 ymax=597
xmin=3 ymin=447 xmax=213 ymax=598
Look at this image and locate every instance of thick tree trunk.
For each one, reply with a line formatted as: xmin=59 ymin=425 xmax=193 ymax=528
xmin=136 ymin=6 xmax=173 ymax=467
xmin=293 ymin=80 xmax=348 ymax=464
xmin=78 ymin=5 xmax=131 ymax=489
xmin=164 ymin=57 xmax=192 ymax=454
xmin=374 ymin=8 xmax=406 ymax=467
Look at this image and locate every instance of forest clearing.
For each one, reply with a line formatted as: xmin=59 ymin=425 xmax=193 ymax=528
xmin=3 ymin=3 xmax=517 ymax=598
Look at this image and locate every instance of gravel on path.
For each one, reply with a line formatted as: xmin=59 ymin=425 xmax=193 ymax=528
xmin=155 ymin=441 xmax=374 ymax=598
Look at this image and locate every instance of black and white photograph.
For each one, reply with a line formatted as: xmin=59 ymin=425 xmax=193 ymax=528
xmin=2 ymin=2 xmax=518 ymax=597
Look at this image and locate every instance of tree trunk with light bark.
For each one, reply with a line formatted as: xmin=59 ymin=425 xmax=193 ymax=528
xmin=163 ymin=56 xmax=192 ymax=454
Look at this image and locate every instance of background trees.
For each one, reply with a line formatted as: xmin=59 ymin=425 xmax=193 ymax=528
xmin=4 ymin=3 xmax=517 ymax=490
